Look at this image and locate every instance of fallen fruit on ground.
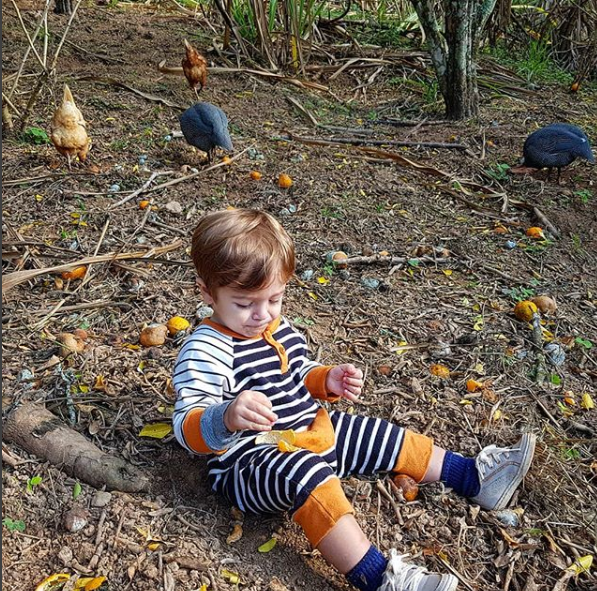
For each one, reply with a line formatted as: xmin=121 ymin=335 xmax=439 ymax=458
xmin=514 ymin=300 xmax=538 ymax=322
xmin=392 ymin=474 xmax=419 ymax=501
xmin=278 ymin=173 xmax=293 ymax=188
xmin=166 ymin=316 xmax=191 ymax=335
xmin=139 ymin=324 xmax=168 ymax=347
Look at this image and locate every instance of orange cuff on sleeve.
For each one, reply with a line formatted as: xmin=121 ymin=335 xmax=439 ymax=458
xmin=292 ymin=477 xmax=354 ymax=548
xmin=392 ymin=430 xmax=434 ymax=482
xmin=304 ymin=366 xmax=340 ymax=402
xmin=182 ymin=408 xmax=212 ymax=454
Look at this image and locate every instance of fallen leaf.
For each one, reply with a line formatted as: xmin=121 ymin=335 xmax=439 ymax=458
xmin=580 ymin=393 xmax=594 ymax=410
xmin=566 ymin=554 xmax=593 ymax=575
xmin=430 ymin=364 xmax=450 ymax=379
xmin=35 ymin=574 xmax=71 ymax=591
xmin=221 ymin=569 xmax=240 ymax=584
xmin=139 ymin=423 xmax=172 ymax=439
xmin=227 ymin=523 xmax=243 ymax=544
xmin=258 ymin=538 xmax=277 ymax=553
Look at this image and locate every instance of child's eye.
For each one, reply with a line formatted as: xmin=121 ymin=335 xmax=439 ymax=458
xmin=270 ymin=299 xmax=282 ymax=304
xmin=235 ymin=303 xmax=250 ymax=309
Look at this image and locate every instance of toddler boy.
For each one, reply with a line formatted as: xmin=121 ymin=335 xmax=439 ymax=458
xmin=173 ymin=209 xmax=535 ymax=591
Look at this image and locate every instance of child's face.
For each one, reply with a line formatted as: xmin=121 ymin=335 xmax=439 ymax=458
xmin=202 ymin=278 xmax=287 ymax=338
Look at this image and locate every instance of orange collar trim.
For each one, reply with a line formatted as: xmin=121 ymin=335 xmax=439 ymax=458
xmin=201 ymin=316 xmax=281 ymax=340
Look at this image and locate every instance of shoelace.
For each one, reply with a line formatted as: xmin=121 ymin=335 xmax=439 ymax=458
xmin=475 ymin=445 xmax=521 ymax=479
xmin=385 ymin=553 xmax=436 ymax=591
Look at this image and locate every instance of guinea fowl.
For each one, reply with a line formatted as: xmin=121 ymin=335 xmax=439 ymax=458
xmin=179 ymin=102 xmax=233 ymax=163
xmin=522 ymin=123 xmax=595 ymax=180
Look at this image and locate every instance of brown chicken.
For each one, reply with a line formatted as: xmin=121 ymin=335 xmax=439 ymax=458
xmin=50 ymin=84 xmax=90 ymax=167
xmin=182 ymin=39 xmax=208 ymax=99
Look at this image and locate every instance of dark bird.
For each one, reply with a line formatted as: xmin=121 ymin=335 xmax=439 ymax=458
xmin=179 ymin=102 xmax=233 ymax=163
xmin=522 ymin=123 xmax=595 ymax=180
xmin=182 ymin=39 xmax=208 ymax=99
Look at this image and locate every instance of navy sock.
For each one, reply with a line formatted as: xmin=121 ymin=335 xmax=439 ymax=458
xmin=440 ymin=451 xmax=481 ymax=497
xmin=346 ymin=545 xmax=388 ymax=591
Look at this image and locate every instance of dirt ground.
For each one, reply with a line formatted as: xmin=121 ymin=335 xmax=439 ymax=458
xmin=2 ymin=3 xmax=597 ymax=591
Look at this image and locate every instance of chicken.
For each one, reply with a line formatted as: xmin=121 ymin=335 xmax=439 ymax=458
xmin=182 ymin=39 xmax=208 ymax=99
xmin=522 ymin=123 xmax=595 ymax=181
xmin=179 ymin=102 xmax=233 ymax=163
xmin=50 ymin=84 xmax=90 ymax=168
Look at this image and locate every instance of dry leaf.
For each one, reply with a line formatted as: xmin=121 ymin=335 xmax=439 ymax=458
xmin=430 ymin=364 xmax=450 ymax=379
xmin=227 ymin=523 xmax=243 ymax=544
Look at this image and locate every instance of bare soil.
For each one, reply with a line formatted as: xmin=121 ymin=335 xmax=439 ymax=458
xmin=2 ymin=3 xmax=597 ymax=591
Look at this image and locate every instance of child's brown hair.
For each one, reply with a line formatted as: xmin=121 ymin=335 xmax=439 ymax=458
xmin=191 ymin=209 xmax=295 ymax=294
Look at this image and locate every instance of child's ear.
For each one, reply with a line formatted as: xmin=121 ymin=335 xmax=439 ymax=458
xmin=197 ymin=278 xmax=215 ymax=304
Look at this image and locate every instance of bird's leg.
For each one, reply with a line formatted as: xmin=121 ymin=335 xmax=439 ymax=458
xmin=194 ymin=87 xmax=200 ymax=102
xmin=67 ymin=153 xmax=72 ymax=171
xmin=556 ymin=167 xmax=562 ymax=184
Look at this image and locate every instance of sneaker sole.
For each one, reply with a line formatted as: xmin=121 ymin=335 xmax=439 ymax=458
xmin=492 ymin=433 xmax=536 ymax=511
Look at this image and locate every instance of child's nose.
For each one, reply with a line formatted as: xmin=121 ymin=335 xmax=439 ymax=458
xmin=252 ymin=303 xmax=269 ymax=320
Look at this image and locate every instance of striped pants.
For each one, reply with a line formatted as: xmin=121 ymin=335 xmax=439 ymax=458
xmin=210 ymin=411 xmax=433 ymax=546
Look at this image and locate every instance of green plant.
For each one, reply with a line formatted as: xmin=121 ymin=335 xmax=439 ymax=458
xmin=486 ymin=162 xmax=511 ymax=182
xmin=574 ymin=189 xmax=592 ymax=204
xmin=321 ymin=206 xmax=344 ymax=219
xmin=503 ymin=285 xmax=536 ymax=302
xmin=26 ymin=475 xmax=43 ymax=492
xmin=575 ymin=336 xmax=593 ymax=349
xmin=22 ymin=126 xmax=50 ymax=145
xmin=2 ymin=517 xmax=26 ymax=532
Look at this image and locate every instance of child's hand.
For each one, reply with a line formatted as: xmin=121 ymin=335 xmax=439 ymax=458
xmin=224 ymin=390 xmax=278 ymax=432
xmin=326 ymin=364 xmax=363 ymax=402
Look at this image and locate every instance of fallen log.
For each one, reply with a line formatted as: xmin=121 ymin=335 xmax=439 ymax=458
xmin=3 ymin=403 xmax=150 ymax=493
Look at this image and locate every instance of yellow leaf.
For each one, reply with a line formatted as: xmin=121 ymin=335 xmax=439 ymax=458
xmin=85 ymin=577 xmax=107 ymax=591
xmin=317 ymin=277 xmax=330 ymax=284
xmin=580 ymin=393 xmax=595 ymax=410
xmin=459 ymin=399 xmax=474 ymax=405
xmin=122 ymin=343 xmax=141 ymax=350
xmin=567 ymin=554 xmax=593 ymax=575
xmin=35 ymin=574 xmax=71 ymax=591
xmin=147 ymin=542 xmax=162 ymax=551
xmin=307 ymin=292 xmax=318 ymax=301
xmin=493 ymin=409 xmax=503 ymax=421
xmin=221 ymin=569 xmax=240 ymax=584
xmin=35 ymin=194 xmax=44 ymax=202
xmin=94 ymin=375 xmax=107 ymax=391
xmin=466 ymin=379 xmax=484 ymax=392
xmin=442 ymin=269 xmax=453 ymax=277
xmin=278 ymin=440 xmax=301 ymax=453
xmin=474 ymin=362 xmax=485 ymax=375
xmin=473 ymin=316 xmax=484 ymax=331
xmin=430 ymin=364 xmax=450 ymax=379
xmin=393 ymin=341 xmax=409 ymax=355
xmin=255 ymin=430 xmax=296 ymax=445
xmin=227 ymin=523 xmax=243 ymax=544
xmin=258 ymin=538 xmax=277 ymax=553
xmin=138 ymin=423 xmax=172 ymax=439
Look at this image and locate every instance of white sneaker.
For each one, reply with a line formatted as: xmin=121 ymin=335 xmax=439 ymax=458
xmin=469 ymin=433 xmax=536 ymax=511
xmin=378 ymin=550 xmax=458 ymax=591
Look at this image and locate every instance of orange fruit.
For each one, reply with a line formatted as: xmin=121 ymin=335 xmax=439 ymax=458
xmin=278 ymin=174 xmax=293 ymax=189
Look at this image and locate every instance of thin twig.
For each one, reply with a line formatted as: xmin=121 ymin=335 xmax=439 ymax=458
xmin=110 ymin=172 xmax=166 ymax=209
xmin=7 ymin=0 xmax=52 ymax=100
xmin=9 ymin=0 xmax=46 ymax=70
xmin=49 ymin=0 xmax=85 ymax=73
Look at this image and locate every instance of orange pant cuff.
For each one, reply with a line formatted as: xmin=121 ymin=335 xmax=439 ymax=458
xmin=292 ymin=477 xmax=354 ymax=548
xmin=393 ymin=430 xmax=433 ymax=482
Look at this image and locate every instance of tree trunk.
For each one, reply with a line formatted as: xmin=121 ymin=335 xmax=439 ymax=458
xmin=411 ymin=0 xmax=497 ymax=120
xmin=54 ymin=0 xmax=74 ymax=14
xmin=444 ymin=0 xmax=478 ymax=119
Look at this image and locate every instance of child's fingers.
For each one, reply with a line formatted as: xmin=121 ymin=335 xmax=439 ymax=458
xmin=342 ymin=389 xmax=360 ymax=402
